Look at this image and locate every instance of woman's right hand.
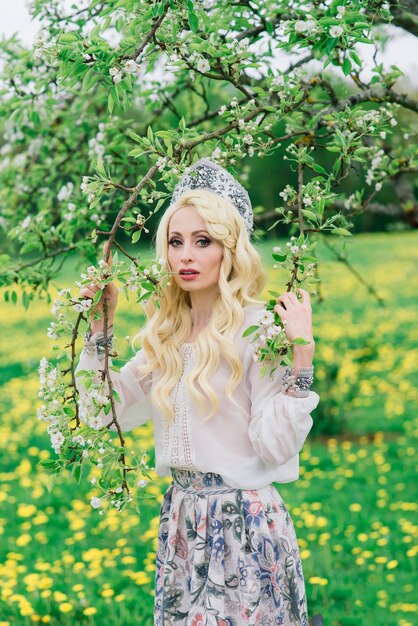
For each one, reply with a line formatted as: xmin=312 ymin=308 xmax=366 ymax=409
xmin=79 ymin=245 xmax=118 ymax=333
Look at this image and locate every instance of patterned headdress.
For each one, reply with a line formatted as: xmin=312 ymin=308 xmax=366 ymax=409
xmin=171 ymin=158 xmax=253 ymax=234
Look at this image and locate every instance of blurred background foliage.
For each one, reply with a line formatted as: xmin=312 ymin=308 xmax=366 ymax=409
xmin=0 ymin=231 xmax=417 ymax=625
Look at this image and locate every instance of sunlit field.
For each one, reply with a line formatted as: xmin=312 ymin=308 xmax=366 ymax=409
xmin=0 ymin=231 xmax=417 ymax=625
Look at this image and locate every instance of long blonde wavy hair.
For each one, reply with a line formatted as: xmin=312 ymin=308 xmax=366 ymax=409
xmin=134 ymin=188 xmax=265 ymax=422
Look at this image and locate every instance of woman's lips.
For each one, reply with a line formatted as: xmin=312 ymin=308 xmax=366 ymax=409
xmin=179 ymin=271 xmax=200 ymax=281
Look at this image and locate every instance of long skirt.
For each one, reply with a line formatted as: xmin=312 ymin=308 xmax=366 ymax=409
xmin=154 ymin=468 xmax=309 ymax=626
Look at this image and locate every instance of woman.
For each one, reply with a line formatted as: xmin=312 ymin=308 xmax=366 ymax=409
xmin=77 ymin=158 xmax=319 ymax=626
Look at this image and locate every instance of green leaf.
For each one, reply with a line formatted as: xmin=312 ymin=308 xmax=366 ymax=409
xmin=60 ymin=32 xmax=79 ymax=43
xmin=108 ymin=91 xmax=114 ymax=115
xmin=188 ymin=10 xmax=199 ymax=33
xmin=63 ymin=405 xmax=76 ymax=417
xmin=92 ymin=290 xmax=102 ymax=305
xmin=73 ymin=463 xmax=82 ymax=484
xmin=45 ymin=472 xmax=59 ymax=494
xmin=179 ymin=116 xmax=186 ymax=131
xmin=112 ymin=389 xmax=121 ymax=403
xmin=110 ymin=365 xmax=121 ymax=373
xmin=22 ymin=291 xmax=30 ymax=310
xmin=75 ymin=369 xmax=89 ymax=377
xmin=272 ymin=253 xmax=287 ymax=262
xmin=293 ymin=336 xmax=312 ymax=346
xmin=128 ymin=148 xmax=146 ymax=158
xmin=81 ymin=70 xmax=99 ymax=94
xmin=242 ymin=325 xmax=259 ymax=338
xmin=301 ymin=209 xmax=318 ymax=222
xmin=350 ymin=50 xmax=362 ymax=67
xmin=11 ymin=291 xmax=17 ymax=305
xmin=342 ymin=58 xmax=352 ymax=76
xmin=310 ymin=162 xmax=327 ymax=175
xmin=132 ymin=230 xmax=141 ymax=243
xmin=127 ymin=131 xmax=143 ymax=143
xmin=331 ymin=227 xmax=352 ymax=236
xmin=38 ymin=458 xmax=61 ymax=470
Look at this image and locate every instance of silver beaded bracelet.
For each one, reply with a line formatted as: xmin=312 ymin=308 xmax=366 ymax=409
xmin=282 ymin=365 xmax=314 ymax=398
xmin=83 ymin=327 xmax=114 ymax=360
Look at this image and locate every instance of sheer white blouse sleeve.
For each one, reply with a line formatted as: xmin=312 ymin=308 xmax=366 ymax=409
xmin=74 ymin=331 xmax=153 ymax=432
xmin=245 ymin=347 xmax=320 ymax=466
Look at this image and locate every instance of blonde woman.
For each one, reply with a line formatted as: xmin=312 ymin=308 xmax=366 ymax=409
xmin=77 ymin=159 xmax=320 ymax=626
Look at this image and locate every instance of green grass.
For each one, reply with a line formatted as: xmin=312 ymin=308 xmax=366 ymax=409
xmin=0 ymin=231 xmax=417 ymax=625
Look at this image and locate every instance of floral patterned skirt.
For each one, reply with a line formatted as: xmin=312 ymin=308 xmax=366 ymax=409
xmin=154 ymin=468 xmax=308 ymax=626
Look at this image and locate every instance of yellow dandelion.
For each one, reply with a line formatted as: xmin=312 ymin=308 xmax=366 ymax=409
xmin=16 ymin=534 xmax=32 ymax=547
xmin=83 ymin=608 xmax=97 ymax=616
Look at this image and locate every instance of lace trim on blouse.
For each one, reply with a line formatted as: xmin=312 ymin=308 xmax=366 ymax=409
xmin=161 ymin=344 xmax=197 ymax=470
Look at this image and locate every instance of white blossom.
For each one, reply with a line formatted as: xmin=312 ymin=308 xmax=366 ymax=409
xmin=125 ymin=60 xmax=138 ymax=73
xmin=50 ymin=431 xmax=64 ymax=447
xmin=72 ymin=299 xmax=92 ymax=313
xmin=196 ymin=58 xmax=210 ymax=73
xmin=112 ymin=72 xmax=123 ymax=84
xmin=258 ymin=310 xmax=275 ymax=327
xmin=137 ymin=479 xmax=148 ymax=488
xmin=243 ymin=134 xmax=253 ymax=144
xmin=266 ymin=324 xmax=282 ymax=339
xmin=90 ymin=496 xmax=102 ymax=509
xmin=294 ymin=19 xmax=316 ymax=34
xmin=57 ymin=181 xmax=74 ymax=202
xmin=330 ymin=25 xmax=344 ymax=38
xmin=218 ymin=105 xmax=227 ymax=115
xmin=88 ymin=415 xmax=104 ymax=430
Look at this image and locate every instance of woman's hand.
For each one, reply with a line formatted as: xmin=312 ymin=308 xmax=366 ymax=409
xmin=273 ymin=288 xmax=314 ymax=347
xmin=79 ymin=245 xmax=118 ymax=332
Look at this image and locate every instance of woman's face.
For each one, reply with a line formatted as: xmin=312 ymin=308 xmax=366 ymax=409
xmin=167 ymin=205 xmax=224 ymax=295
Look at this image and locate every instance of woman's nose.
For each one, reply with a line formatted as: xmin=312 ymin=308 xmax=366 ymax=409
xmin=181 ymin=244 xmax=194 ymax=263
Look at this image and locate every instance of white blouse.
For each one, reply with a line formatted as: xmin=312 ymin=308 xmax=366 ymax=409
xmin=75 ymin=305 xmax=320 ymax=489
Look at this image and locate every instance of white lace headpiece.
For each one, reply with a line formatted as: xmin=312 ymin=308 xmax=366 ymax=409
xmin=171 ymin=158 xmax=254 ymax=234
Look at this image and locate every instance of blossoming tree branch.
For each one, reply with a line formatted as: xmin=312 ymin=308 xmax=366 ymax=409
xmin=1 ymin=0 xmax=417 ymax=512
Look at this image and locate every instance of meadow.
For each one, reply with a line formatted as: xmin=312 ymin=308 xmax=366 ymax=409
xmin=0 ymin=231 xmax=417 ymax=626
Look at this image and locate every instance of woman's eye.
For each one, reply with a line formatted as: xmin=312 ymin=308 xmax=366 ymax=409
xmin=168 ymin=238 xmax=211 ymax=247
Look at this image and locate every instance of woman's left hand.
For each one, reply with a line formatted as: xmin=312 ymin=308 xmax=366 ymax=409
xmin=273 ymin=288 xmax=314 ymax=346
